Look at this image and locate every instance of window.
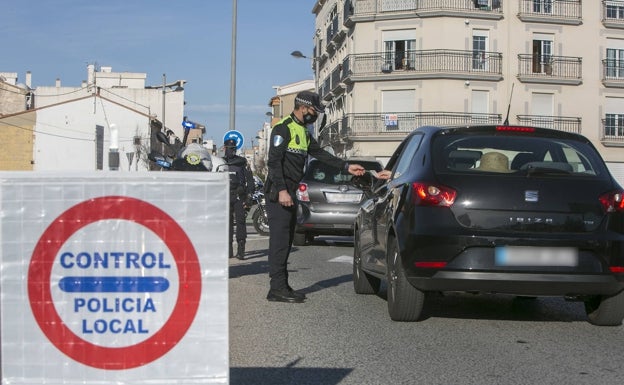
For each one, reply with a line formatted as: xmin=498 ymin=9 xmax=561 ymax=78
xmin=471 ymin=90 xmax=489 ymax=123
xmin=382 ymin=89 xmax=416 ymax=131
xmin=393 ymin=134 xmax=424 ymax=178
xmin=472 ymin=31 xmax=489 ymax=70
xmin=605 ymin=114 xmax=624 ymax=137
xmin=532 ymin=36 xmax=553 ymax=74
xmin=606 ymin=48 xmax=624 ymax=78
xmin=606 ymin=1 xmax=624 ymax=19
xmin=533 ymin=0 xmax=552 ymax=14
xmin=382 ymin=30 xmax=416 ymax=71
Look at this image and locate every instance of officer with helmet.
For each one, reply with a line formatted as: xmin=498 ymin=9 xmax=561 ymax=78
xmin=264 ymin=91 xmax=366 ymax=303
xmin=224 ymin=138 xmax=253 ymax=260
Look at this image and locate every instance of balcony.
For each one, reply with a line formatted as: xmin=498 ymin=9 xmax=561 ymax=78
xmin=517 ymin=115 xmax=581 ymax=134
xmin=602 ymin=59 xmax=624 ymax=88
xmin=320 ymin=112 xmax=501 ymax=139
xmin=517 ymin=0 xmax=582 ymax=25
xmin=345 ymin=0 xmax=504 ymax=24
xmin=602 ymin=1 xmax=624 ymax=29
xmin=517 ymin=54 xmax=582 ymax=85
xmin=341 ymin=50 xmax=503 ymax=83
xmin=601 ymin=119 xmax=624 ymax=146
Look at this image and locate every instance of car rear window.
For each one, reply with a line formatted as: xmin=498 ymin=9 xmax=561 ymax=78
xmin=305 ymin=160 xmax=383 ymax=185
xmin=432 ymin=133 xmax=609 ymax=178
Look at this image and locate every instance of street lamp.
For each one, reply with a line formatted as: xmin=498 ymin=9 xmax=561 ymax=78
xmin=291 ymin=50 xmax=321 ymax=138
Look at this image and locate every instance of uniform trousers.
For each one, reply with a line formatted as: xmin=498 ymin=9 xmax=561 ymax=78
xmin=266 ymin=197 xmax=298 ymax=291
xmin=230 ymin=198 xmax=247 ymax=243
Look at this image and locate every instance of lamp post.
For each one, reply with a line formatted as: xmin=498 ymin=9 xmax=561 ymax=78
xmin=291 ymin=50 xmax=320 ymax=138
xmin=229 ymin=0 xmax=238 ymax=132
xmin=290 ymin=50 xmax=317 ymax=91
xmin=162 ymin=73 xmax=166 ymax=131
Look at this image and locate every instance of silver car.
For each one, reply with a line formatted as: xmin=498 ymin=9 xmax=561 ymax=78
xmin=294 ymin=158 xmax=383 ymax=245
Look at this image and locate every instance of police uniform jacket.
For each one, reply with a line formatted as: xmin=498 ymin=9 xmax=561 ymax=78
xmin=266 ymin=113 xmax=346 ymax=198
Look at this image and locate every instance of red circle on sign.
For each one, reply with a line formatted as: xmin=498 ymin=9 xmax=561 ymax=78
xmin=28 ymin=196 xmax=202 ymax=370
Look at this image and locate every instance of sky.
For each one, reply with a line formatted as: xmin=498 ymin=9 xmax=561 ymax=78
xmin=0 ymin=0 xmax=317 ymax=148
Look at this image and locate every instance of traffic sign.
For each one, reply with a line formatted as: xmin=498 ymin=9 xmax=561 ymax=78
xmin=28 ymin=196 xmax=202 ymax=370
xmin=223 ymin=130 xmax=244 ymax=150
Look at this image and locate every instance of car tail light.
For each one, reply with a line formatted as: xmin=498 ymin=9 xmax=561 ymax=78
xmin=296 ymin=183 xmax=310 ymax=202
xmin=415 ymin=261 xmax=448 ymax=269
xmin=598 ymin=190 xmax=624 ymax=213
xmin=412 ymin=183 xmax=456 ymax=207
xmin=610 ymin=266 xmax=624 ymax=274
xmin=496 ymin=126 xmax=536 ymax=133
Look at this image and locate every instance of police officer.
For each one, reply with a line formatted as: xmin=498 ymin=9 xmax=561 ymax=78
xmin=264 ymin=91 xmax=365 ymax=303
xmin=224 ymin=138 xmax=252 ymax=260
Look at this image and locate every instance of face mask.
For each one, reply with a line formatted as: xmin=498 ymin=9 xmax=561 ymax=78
xmin=224 ymin=147 xmax=236 ymax=158
xmin=303 ymin=112 xmax=318 ymax=124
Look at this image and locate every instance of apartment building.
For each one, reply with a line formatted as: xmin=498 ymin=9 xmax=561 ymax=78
xmin=311 ymin=0 xmax=624 ymax=177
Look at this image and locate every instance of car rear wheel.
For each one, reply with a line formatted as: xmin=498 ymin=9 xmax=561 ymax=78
xmin=386 ymin=236 xmax=425 ymax=322
xmin=584 ymin=290 xmax=624 ymax=326
xmin=353 ymin=232 xmax=380 ymax=294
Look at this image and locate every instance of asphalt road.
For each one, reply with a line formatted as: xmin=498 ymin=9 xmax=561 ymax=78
xmin=229 ymin=228 xmax=624 ymax=385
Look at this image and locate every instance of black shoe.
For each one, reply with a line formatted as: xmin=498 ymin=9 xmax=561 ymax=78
xmin=266 ymin=289 xmax=305 ymax=303
xmin=287 ymin=286 xmax=307 ymax=299
xmin=236 ymin=241 xmax=245 ymax=260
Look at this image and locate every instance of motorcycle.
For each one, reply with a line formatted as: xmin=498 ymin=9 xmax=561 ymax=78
xmin=148 ymin=129 xmax=227 ymax=172
xmin=250 ymin=188 xmax=269 ymax=236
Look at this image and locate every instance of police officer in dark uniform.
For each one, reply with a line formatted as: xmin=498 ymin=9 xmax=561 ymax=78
xmin=264 ymin=91 xmax=365 ymax=303
xmin=224 ymin=138 xmax=252 ymax=260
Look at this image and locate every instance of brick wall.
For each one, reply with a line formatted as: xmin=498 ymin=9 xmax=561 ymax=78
xmin=0 ymin=113 xmax=35 ymax=170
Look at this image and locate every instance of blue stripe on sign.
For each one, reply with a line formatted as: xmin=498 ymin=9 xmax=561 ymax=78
xmin=58 ymin=276 xmax=170 ymax=293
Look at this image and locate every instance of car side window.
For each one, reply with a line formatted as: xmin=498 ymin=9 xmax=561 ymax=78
xmin=393 ymin=134 xmax=424 ymax=178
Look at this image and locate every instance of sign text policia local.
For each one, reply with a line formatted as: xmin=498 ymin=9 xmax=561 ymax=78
xmin=1 ymin=173 xmax=229 ymax=384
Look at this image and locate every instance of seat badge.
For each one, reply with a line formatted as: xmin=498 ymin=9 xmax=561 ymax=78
xmin=525 ymin=190 xmax=539 ymax=202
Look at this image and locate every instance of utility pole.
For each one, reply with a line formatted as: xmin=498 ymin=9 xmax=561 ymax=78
xmin=229 ymin=0 xmax=237 ymax=132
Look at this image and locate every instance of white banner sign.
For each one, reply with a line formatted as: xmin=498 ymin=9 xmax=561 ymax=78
xmin=1 ymin=172 xmax=229 ymax=385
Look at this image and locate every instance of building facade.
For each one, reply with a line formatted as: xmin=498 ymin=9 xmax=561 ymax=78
xmin=312 ymin=0 xmax=624 ymax=174
xmin=0 ymin=65 xmax=190 ymax=171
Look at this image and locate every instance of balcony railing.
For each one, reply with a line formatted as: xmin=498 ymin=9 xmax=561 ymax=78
xmin=319 ymin=112 xmax=502 ymax=141
xmin=602 ymin=59 xmax=624 ymax=87
xmin=342 ymin=49 xmax=502 ymax=79
xmin=602 ymin=0 xmax=624 ymax=28
xmin=347 ymin=0 xmax=503 ymax=21
xmin=517 ymin=54 xmax=582 ymax=85
xmin=517 ymin=0 xmax=582 ymax=25
xmin=517 ymin=115 xmax=581 ymax=133
xmin=601 ymin=119 xmax=624 ymax=144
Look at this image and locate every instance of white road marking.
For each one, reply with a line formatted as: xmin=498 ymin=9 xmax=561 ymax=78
xmin=329 ymin=255 xmax=353 ymax=264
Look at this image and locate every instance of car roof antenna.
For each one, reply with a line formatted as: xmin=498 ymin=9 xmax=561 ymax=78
xmin=503 ymin=83 xmax=515 ymax=126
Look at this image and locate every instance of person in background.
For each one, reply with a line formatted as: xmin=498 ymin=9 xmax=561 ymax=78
xmin=264 ymin=91 xmax=366 ymax=303
xmin=224 ymin=138 xmax=250 ymax=260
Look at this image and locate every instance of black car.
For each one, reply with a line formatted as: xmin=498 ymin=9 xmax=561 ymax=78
xmin=353 ymin=125 xmax=624 ymax=325
xmin=294 ymin=158 xmax=383 ymax=245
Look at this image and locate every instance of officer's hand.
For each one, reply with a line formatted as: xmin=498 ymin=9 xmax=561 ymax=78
xmin=348 ymin=164 xmax=366 ymax=176
xmin=278 ymin=190 xmax=293 ymax=207
xmin=245 ymin=196 xmax=253 ymax=208
xmin=376 ymin=170 xmax=392 ymax=180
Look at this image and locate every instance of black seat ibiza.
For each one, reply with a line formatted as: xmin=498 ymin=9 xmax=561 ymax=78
xmin=353 ymin=125 xmax=624 ymax=325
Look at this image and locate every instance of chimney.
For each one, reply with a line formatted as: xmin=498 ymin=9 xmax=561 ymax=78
xmin=87 ymin=64 xmax=95 ymax=86
xmin=55 ymin=78 xmax=61 ymax=88
xmin=25 ymin=71 xmax=32 ymax=88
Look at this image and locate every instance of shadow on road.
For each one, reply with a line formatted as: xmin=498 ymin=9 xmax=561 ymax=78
xmin=230 ymin=366 xmax=352 ymax=385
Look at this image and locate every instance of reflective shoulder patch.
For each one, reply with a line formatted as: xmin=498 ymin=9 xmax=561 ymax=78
xmin=273 ymin=135 xmax=284 ymax=147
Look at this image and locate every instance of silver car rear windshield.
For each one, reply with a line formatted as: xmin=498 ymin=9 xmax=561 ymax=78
xmin=305 ymin=160 xmax=383 ymax=185
xmin=432 ymin=134 xmax=609 ymax=177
